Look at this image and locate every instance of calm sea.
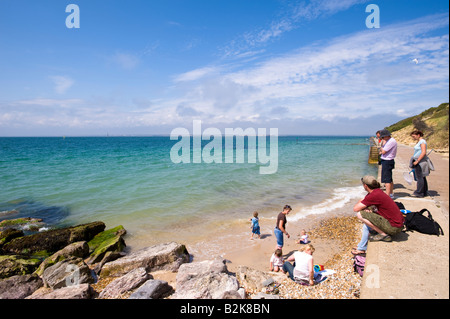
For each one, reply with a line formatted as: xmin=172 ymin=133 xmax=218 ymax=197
xmin=0 ymin=136 xmax=377 ymax=251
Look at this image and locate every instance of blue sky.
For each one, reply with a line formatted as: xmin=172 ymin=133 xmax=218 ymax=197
xmin=0 ymin=0 xmax=448 ymax=136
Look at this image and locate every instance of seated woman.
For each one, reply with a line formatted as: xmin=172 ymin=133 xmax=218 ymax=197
xmin=282 ymin=244 xmax=317 ymax=286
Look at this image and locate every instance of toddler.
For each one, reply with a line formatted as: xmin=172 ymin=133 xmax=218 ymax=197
xmin=269 ymin=249 xmax=284 ymax=272
xmin=250 ymin=211 xmax=261 ymax=239
xmin=296 ymin=229 xmax=310 ymax=244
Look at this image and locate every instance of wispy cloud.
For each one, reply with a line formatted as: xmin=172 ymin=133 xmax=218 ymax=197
xmin=111 ymin=52 xmax=140 ymax=70
xmin=49 ymin=75 xmax=74 ymax=94
xmin=221 ymin=0 xmax=370 ymax=58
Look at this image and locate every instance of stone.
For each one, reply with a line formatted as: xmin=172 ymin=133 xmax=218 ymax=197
xmin=86 ymin=225 xmax=126 ymax=265
xmin=100 ymin=242 xmax=189 ymax=277
xmin=0 ymin=255 xmax=42 ymax=279
xmin=0 ymin=274 xmax=43 ymax=299
xmin=35 ymin=241 xmax=90 ymax=276
xmin=98 ymin=267 xmax=151 ymax=299
xmin=2 ymin=221 xmax=105 ymax=256
xmin=128 ymin=279 xmax=173 ymax=299
xmin=41 ymin=257 xmax=95 ymax=289
xmin=26 ymin=283 xmax=95 ymax=299
xmin=172 ymin=258 xmax=240 ymax=299
xmin=0 ymin=217 xmax=44 ymax=232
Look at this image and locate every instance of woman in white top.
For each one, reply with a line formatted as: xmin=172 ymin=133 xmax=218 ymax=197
xmin=282 ymin=244 xmax=315 ymax=286
xmin=410 ymin=130 xmax=429 ymax=197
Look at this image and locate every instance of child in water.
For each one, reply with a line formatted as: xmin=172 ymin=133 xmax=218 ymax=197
xmin=250 ymin=211 xmax=261 ymax=239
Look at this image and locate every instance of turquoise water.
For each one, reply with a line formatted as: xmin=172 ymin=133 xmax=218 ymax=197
xmin=0 ymin=136 xmax=377 ymax=249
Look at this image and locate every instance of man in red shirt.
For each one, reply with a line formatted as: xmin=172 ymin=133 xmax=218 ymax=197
xmin=353 ymin=175 xmax=404 ymax=243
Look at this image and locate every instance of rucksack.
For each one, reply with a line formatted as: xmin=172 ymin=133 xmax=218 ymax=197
xmin=353 ymin=255 xmax=366 ymax=277
xmin=404 ymin=208 xmax=444 ymax=236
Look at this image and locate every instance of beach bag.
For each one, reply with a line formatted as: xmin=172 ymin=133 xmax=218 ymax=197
xmin=353 ymin=255 xmax=366 ymax=277
xmin=404 ymin=209 xmax=444 ymax=236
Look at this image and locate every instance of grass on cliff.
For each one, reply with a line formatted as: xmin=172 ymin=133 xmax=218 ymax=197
xmin=386 ymin=103 xmax=449 ymax=149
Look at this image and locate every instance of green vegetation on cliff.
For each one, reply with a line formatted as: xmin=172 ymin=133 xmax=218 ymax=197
xmin=386 ymin=103 xmax=449 ymax=149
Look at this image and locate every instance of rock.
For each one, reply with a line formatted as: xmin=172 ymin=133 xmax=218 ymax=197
xmin=0 ymin=274 xmax=43 ymax=299
xmin=98 ymin=267 xmax=151 ymax=299
xmin=172 ymin=258 xmax=240 ymax=299
xmin=0 ymin=217 xmax=44 ymax=232
xmin=0 ymin=228 xmax=24 ymax=250
xmin=128 ymin=279 xmax=173 ymax=299
xmin=35 ymin=241 xmax=90 ymax=276
xmin=93 ymin=251 xmax=126 ymax=274
xmin=26 ymin=283 xmax=95 ymax=299
xmin=41 ymin=257 xmax=95 ymax=289
xmin=236 ymin=266 xmax=283 ymax=291
xmin=0 ymin=255 xmax=42 ymax=279
xmin=2 ymin=221 xmax=105 ymax=256
xmin=100 ymin=242 xmax=189 ymax=277
xmin=86 ymin=225 xmax=126 ymax=265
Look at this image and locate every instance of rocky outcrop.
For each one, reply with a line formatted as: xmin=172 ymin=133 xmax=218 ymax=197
xmin=171 ymin=258 xmax=241 ymax=299
xmin=236 ymin=265 xmax=285 ymax=292
xmin=2 ymin=221 xmax=105 ymax=256
xmin=0 ymin=228 xmax=24 ymax=250
xmin=100 ymin=242 xmax=189 ymax=277
xmin=0 ymin=274 xmax=43 ymax=299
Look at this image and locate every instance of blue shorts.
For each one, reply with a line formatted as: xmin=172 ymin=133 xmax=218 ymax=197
xmin=252 ymin=226 xmax=260 ymax=235
xmin=381 ymin=159 xmax=395 ymax=183
xmin=274 ymin=227 xmax=284 ymax=248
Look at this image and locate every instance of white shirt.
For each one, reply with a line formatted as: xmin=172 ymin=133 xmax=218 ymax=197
xmin=293 ymin=251 xmax=312 ymax=281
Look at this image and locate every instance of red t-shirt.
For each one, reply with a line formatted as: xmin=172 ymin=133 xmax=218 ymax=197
xmin=361 ymin=188 xmax=404 ymax=228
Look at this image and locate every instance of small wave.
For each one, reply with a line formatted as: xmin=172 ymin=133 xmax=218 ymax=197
xmin=289 ymin=186 xmax=365 ymax=221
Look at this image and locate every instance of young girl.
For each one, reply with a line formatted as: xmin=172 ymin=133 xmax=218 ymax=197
xmin=250 ymin=211 xmax=261 ymax=239
xmin=269 ymin=249 xmax=284 ymax=272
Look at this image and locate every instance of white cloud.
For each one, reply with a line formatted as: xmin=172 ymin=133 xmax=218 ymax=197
xmin=49 ymin=76 xmax=74 ymax=94
xmin=173 ymin=66 xmax=220 ymax=82
xmin=111 ymin=52 xmax=140 ymax=70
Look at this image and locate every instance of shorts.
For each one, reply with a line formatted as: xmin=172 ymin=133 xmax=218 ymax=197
xmin=252 ymin=226 xmax=260 ymax=235
xmin=274 ymin=227 xmax=284 ymax=248
xmin=360 ymin=210 xmax=402 ymax=236
xmin=381 ymin=159 xmax=395 ymax=183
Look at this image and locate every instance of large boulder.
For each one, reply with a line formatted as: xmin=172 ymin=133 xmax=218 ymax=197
xmin=86 ymin=225 xmax=126 ymax=265
xmin=2 ymin=221 xmax=105 ymax=256
xmin=100 ymin=242 xmax=189 ymax=277
xmin=34 ymin=241 xmax=90 ymax=276
xmin=26 ymin=283 xmax=95 ymax=299
xmin=98 ymin=267 xmax=150 ymax=299
xmin=0 ymin=255 xmax=41 ymax=279
xmin=41 ymin=257 xmax=95 ymax=289
xmin=171 ymin=258 xmax=240 ymax=299
xmin=0 ymin=274 xmax=43 ymax=299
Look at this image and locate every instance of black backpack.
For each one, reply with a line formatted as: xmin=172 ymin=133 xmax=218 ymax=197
xmin=404 ymin=209 xmax=444 ymax=236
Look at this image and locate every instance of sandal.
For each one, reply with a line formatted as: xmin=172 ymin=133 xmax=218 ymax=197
xmin=370 ymin=234 xmax=392 ymax=242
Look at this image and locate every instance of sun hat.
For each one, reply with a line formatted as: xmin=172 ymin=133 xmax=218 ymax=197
xmin=379 ymin=129 xmax=391 ymax=138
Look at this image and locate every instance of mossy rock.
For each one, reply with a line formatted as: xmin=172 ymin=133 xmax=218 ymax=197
xmin=2 ymin=221 xmax=105 ymax=256
xmin=0 ymin=228 xmax=25 ymax=250
xmin=0 ymin=255 xmax=42 ymax=279
xmin=86 ymin=225 xmax=126 ymax=264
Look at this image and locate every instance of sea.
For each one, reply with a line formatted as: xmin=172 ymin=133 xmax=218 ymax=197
xmin=0 ymin=136 xmax=377 ymax=256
